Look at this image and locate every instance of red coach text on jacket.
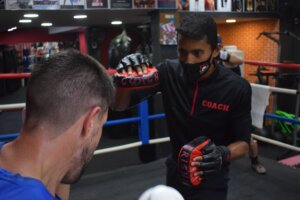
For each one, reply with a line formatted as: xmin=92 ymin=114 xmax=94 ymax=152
xmin=201 ymin=100 xmax=230 ymax=112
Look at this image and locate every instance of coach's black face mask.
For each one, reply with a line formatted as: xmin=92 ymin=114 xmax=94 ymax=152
xmin=181 ymin=53 xmax=213 ymax=85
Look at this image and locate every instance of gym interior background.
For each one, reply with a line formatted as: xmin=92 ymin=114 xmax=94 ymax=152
xmin=0 ymin=0 xmax=300 ymax=199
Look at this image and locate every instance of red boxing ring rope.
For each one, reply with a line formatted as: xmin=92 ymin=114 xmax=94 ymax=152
xmin=0 ymin=70 xmax=117 ymax=79
xmin=1 ymin=61 xmax=300 ymax=80
xmin=0 ymin=73 xmax=31 ymax=79
xmin=245 ymin=60 xmax=300 ymax=70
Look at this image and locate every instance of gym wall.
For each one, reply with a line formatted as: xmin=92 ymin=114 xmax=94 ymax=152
xmin=0 ymin=28 xmax=76 ymax=44
xmin=218 ymin=19 xmax=279 ymax=84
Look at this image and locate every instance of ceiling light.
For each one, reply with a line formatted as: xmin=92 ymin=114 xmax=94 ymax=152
xmin=226 ymin=19 xmax=237 ymax=23
xmin=24 ymin=13 xmax=39 ymax=18
xmin=19 ymin=19 xmax=32 ymax=23
xmin=41 ymin=22 xmax=53 ymax=27
xmin=74 ymin=15 xmax=87 ymax=19
xmin=111 ymin=20 xmax=122 ymax=25
xmin=8 ymin=27 xmax=17 ymax=32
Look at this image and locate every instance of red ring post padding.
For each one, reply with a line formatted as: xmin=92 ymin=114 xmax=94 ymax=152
xmin=245 ymin=61 xmax=300 ymax=70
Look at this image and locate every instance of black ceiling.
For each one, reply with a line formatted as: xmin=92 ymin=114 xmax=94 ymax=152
xmin=0 ymin=9 xmax=278 ymax=33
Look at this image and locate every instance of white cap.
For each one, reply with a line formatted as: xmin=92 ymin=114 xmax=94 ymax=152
xmin=139 ymin=185 xmax=184 ymax=200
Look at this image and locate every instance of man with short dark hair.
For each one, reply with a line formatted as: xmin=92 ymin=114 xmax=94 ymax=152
xmin=0 ymin=50 xmax=115 ymax=200
xmin=217 ymin=34 xmax=244 ymax=76
xmin=112 ymin=14 xmax=251 ymax=199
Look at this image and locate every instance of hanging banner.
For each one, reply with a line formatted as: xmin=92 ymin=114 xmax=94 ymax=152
xmin=32 ymin=0 xmax=60 ymax=9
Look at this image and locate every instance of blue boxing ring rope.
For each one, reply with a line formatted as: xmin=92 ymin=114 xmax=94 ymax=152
xmin=1 ymin=98 xmax=300 ymax=155
xmin=1 ymin=83 xmax=300 ymax=154
xmin=0 ymin=100 xmax=166 ymax=145
xmin=264 ymin=113 xmax=300 ymax=125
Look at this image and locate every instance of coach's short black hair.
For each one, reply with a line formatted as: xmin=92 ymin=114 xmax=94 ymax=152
xmin=176 ymin=14 xmax=218 ymax=50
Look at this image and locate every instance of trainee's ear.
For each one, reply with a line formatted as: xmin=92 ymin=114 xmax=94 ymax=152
xmin=81 ymin=107 xmax=101 ymax=137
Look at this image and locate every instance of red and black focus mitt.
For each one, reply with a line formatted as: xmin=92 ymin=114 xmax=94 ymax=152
xmin=178 ymin=136 xmax=211 ymax=187
xmin=113 ymin=53 xmax=159 ymax=90
xmin=178 ymin=136 xmax=231 ymax=187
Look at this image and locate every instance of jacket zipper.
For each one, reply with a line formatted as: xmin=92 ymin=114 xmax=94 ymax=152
xmin=190 ymin=79 xmax=200 ymax=116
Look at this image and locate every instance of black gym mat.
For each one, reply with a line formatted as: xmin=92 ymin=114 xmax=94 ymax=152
xmin=70 ymin=156 xmax=300 ymax=200
xmin=228 ymin=156 xmax=299 ymax=200
xmin=1 ymin=88 xmax=299 ymax=200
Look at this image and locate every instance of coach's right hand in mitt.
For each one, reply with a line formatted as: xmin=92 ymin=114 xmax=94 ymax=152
xmin=113 ymin=53 xmax=159 ymax=90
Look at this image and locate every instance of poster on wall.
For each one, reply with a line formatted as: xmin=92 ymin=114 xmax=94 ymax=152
xmin=244 ymin=0 xmax=254 ymax=11
xmin=5 ymin=0 xmax=33 ymax=9
xmin=177 ymin=0 xmax=189 ymax=10
xmin=32 ymin=0 xmax=60 ymax=9
xmin=205 ymin=0 xmax=216 ymax=11
xmin=267 ymin=0 xmax=276 ymax=11
xmin=159 ymin=13 xmax=178 ymax=45
xmin=255 ymin=0 xmax=266 ymax=11
xmin=111 ymin=0 xmax=132 ymax=8
xmin=216 ymin=0 xmax=231 ymax=11
xmin=189 ymin=0 xmax=204 ymax=11
xmin=232 ymin=0 xmax=242 ymax=12
xmin=158 ymin=0 xmax=176 ymax=9
xmin=134 ymin=0 xmax=156 ymax=8
xmin=86 ymin=0 xmax=108 ymax=8
xmin=60 ymin=0 xmax=85 ymax=9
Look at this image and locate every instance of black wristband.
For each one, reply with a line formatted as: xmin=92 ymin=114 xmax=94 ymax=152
xmin=225 ymin=53 xmax=230 ymax=62
xmin=217 ymin=145 xmax=231 ymax=164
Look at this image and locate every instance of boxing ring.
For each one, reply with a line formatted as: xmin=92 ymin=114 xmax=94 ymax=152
xmin=245 ymin=60 xmax=300 ymax=148
xmin=1 ymin=64 xmax=300 ymax=154
xmin=0 ymin=63 xmax=300 ymax=199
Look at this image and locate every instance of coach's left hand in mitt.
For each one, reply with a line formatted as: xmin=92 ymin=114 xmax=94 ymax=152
xmin=178 ymin=136 xmax=231 ymax=187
